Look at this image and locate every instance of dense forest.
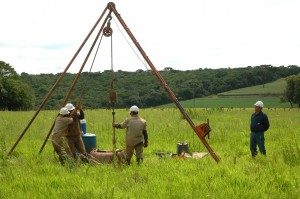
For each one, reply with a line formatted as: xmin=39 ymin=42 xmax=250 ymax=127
xmin=0 ymin=61 xmax=35 ymax=110
xmin=20 ymin=65 xmax=300 ymax=109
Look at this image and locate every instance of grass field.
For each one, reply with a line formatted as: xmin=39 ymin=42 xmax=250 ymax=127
xmin=1 ymin=108 xmax=299 ymax=198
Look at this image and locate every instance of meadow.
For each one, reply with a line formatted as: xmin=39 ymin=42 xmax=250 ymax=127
xmin=0 ymin=108 xmax=299 ymax=198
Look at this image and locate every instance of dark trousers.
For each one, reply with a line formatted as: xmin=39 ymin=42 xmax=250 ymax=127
xmin=250 ymin=131 xmax=266 ymax=157
xmin=125 ymin=142 xmax=144 ymax=164
xmin=66 ymin=135 xmax=86 ymax=158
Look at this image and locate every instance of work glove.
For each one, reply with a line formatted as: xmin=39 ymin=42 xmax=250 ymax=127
xmin=143 ymin=140 xmax=148 ymax=148
xmin=113 ymin=123 xmax=121 ymax=128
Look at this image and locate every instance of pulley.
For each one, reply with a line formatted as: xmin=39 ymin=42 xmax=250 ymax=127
xmin=109 ymin=90 xmax=117 ymax=103
xmin=103 ymin=16 xmax=113 ymax=37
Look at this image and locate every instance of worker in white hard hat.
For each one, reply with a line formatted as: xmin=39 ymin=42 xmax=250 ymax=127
xmin=113 ymin=105 xmax=148 ymax=165
xmin=250 ymin=101 xmax=270 ymax=157
xmin=65 ymin=102 xmax=87 ymax=159
xmin=51 ymin=107 xmax=73 ymax=165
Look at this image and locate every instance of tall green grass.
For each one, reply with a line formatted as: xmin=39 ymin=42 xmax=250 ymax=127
xmin=0 ymin=108 xmax=299 ymax=198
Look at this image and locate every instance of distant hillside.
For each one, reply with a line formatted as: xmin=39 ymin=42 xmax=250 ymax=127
xmin=161 ymin=78 xmax=291 ymax=108
xmin=218 ymin=78 xmax=286 ymax=97
xmin=21 ymin=65 xmax=300 ymax=109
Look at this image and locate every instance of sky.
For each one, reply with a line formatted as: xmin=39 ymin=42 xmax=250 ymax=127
xmin=0 ymin=0 xmax=299 ymax=74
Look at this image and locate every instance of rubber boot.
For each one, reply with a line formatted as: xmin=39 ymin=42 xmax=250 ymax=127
xmin=126 ymin=158 xmax=131 ymax=165
xmin=137 ymin=158 xmax=143 ymax=165
xmin=79 ymin=153 xmax=90 ymax=164
xmin=59 ymin=154 xmax=67 ymax=165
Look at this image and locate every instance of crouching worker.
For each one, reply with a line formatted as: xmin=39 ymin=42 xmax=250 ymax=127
xmin=113 ymin=105 xmax=148 ymax=165
xmin=51 ymin=107 xmax=73 ymax=165
xmin=65 ymin=103 xmax=88 ymax=161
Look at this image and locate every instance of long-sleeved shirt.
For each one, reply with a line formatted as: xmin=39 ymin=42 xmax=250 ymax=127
xmin=250 ymin=111 xmax=270 ymax=132
xmin=119 ymin=115 xmax=147 ymax=146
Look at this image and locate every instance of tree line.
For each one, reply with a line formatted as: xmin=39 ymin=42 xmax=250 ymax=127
xmin=0 ymin=61 xmax=35 ymax=110
xmin=18 ymin=64 xmax=300 ymax=110
xmin=1 ymin=60 xmax=300 ymax=110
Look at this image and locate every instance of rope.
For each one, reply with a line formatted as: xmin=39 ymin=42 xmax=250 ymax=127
xmin=112 ymin=18 xmax=149 ymax=71
xmin=78 ymin=33 xmax=105 ymax=104
xmin=111 ymin=34 xmax=117 ymax=157
xmin=105 ymin=16 xmax=117 ymax=160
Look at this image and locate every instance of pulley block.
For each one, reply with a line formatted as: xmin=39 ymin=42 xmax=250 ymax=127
xmin=103 ymin=26 xmax=113 ymax=37
xmin=109 ymin=90 xmax=117 ymax=103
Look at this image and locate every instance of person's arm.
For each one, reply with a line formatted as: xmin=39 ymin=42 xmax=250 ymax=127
xmin=113 ymin=119 xmax=128 ymax=129
xmin=143 ymin=122 xmax=148 ymax=147
xmin=264 ymin=114 xmax=270 ymax=131
xmin=70 ymin=109 xmax=77 ymax=119
xmin=143 ymin=129 xmax=148 ymax=147
xmin=64 ymin=117 xmax=73 ymax=124
xmin=78 ymin=109 xmax=85 ymax=120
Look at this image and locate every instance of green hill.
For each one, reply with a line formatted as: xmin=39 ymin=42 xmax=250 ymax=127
xmin=161 ymin=78 xmax=290 ymax=108
xmin=218 ymin=78 xmax=286 ymax=96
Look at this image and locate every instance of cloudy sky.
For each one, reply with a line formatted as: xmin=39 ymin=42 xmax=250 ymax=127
xmin=0 ymin=0 xmax=299 ymax=74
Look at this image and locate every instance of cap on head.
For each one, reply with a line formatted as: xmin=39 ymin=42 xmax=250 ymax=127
xmin=65 ymin=103 xmax=75 ymax=111
xmin=254 ymin=101 xmax=264 ymax=108
xmin=59 ymin=107 xmax=70 ymax=115
xmin=129 ymin=105 xmax=139 ymax=113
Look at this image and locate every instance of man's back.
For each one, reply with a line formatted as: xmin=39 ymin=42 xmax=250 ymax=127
xmin=123 ymin=116 xmax=146 ymax=146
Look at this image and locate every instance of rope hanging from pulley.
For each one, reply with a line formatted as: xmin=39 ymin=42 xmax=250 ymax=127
xmin=104 ymin=15 xmax=117 ymax=159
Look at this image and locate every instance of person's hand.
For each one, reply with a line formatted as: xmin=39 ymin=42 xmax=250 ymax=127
xmin=76 ymin=101 xmax=82 ymax=109
xmin=143 ymin=140 xmax=148 ymax=148
xmin=113 ymin=123 xmax=120 ymax=128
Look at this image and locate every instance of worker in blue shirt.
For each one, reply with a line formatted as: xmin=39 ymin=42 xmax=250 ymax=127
xmin=250 ymin=101 xmax=270 ymax=157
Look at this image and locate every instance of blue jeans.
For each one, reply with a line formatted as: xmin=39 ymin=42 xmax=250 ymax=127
xmin=250 ymin=131 xmax=266 ymax=156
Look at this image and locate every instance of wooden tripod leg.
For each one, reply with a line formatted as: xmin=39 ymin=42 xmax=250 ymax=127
xmin=8 ymin=6 xmax=110 ymax=156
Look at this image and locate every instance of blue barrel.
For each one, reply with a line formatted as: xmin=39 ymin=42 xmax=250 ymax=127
xmin=80 ymin=119 xmax=87 ymax=134
xmin=82 ymin=133 xmax=96 ymax=153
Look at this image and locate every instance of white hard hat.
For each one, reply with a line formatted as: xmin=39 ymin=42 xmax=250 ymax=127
xmin=129 ymin=105 xmax=139 ymax=112
xmin=59 ymin=107 xmax=70 ymax=115
xmin=254 ymin=101 xmax=264 ymax=108
xmin=65 ymin=103 xmax=75 ymax=111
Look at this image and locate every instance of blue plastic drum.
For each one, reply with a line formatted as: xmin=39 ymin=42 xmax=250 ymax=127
xmin=82 ymin=133 xmax=96 ymax=153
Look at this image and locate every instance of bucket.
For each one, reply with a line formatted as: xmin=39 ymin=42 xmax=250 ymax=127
xmin=82 ymin=133 xmax=96 ymax=153
xmin=177 ymin=142 xmax=189 ymax=155
xmin=80 ymin=119 xmax=87 ymax=134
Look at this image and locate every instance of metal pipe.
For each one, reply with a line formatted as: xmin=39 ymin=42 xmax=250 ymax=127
xmin=108 ymin=2 xmax=220 ymax=162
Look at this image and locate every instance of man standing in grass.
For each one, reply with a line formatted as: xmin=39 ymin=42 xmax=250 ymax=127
xmin=250 ymin=101 xmax=270 ymax=157
xmin=113 ymin=105 xmax=148 ymax=165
